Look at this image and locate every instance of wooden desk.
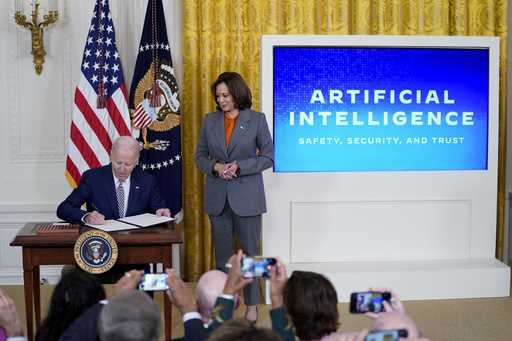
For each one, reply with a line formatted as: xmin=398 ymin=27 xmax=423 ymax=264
xmin=10 ymin=222 xmax=182 ymax=341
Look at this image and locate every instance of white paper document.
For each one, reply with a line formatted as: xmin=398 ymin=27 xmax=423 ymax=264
xmin=86 ymin=219 xmax=140 ymax=232
xmin=86 ymin=213 xmax=174 ymax=232
xmin=118 ymin=213 xmax=174 ymax=227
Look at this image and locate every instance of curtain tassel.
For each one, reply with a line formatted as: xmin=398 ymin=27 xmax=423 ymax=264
xmin=97 ymin=82 xmax=107 ymax=108
xmin=149 ymin=83 xmax=161 ymax=107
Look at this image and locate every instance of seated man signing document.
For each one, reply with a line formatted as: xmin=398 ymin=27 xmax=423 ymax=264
xmin=57 ymin=136 xmax=170 ymax=225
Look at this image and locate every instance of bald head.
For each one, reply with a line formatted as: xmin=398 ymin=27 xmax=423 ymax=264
xmin=110 ymin=136 xmax=140 ymax=181
xmin=371 ymin=311 xmax=420 ymax=340
xmin=196 ymin=270 xmax=229 ymax=322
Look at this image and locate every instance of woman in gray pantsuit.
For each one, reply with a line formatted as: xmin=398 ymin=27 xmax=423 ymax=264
xmin=195 ymin=72 xmax=274 ymax=322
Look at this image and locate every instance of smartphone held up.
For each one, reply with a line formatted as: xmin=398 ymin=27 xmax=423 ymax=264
xmin=364 ymin=329 xmax=408 ymax=341
xmin=138 ymin=273 xmax=169 ymax=291
xmin=349 ymin=291 xmax=391 ymax=314
xmin=240 ymin=256 xmax=277 ymax=278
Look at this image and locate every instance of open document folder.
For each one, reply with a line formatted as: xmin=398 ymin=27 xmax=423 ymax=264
xmin=86 ymin=213 xmax=175 ymax=232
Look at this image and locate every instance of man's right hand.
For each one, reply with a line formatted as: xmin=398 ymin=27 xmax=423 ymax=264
xmin=84 ymin=211 xmax=105 ymax=224
xmin=364 ymin=287 xmax=404 ymax=320
xmin=165 ymin=269 xmax=197 ymax=314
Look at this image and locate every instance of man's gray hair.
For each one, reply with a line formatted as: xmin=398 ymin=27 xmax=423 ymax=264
xmin=111 ymin=136 xmax=141 ymax=156
xmin=98 ymin=290 xmax=161 ymax=341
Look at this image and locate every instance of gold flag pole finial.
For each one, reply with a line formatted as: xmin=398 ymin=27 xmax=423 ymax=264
xmin=14 ymin=2 xmax=58 ymax=75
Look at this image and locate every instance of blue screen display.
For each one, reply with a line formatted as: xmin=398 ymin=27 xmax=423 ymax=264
xmin=273 ymin=47 xmax=489 ymax=172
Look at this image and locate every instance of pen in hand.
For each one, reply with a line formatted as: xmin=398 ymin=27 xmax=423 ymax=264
xmin=86 ymin=203 xmax=106 ymax=225
xmin=91 ymin=202 xmax=99 ymax=212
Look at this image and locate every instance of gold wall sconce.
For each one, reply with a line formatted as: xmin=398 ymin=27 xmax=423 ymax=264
xmin=14 ymin=1 xmax=58 ymax=75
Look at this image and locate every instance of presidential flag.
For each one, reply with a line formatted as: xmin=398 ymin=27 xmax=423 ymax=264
xmin=65 ymin=0 xmax=131 ymax=187
xmin=129 ymin=0 xmax=182 ymax=221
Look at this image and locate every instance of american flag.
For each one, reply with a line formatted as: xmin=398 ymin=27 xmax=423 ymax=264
xmin=65 ymin=0 xmax=131 ymax=187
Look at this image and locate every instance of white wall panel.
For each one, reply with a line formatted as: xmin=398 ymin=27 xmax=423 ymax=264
xmin=290 ymin=199 xmax=471 ymax=262
xmin=0 ymin=225 xmax=23 ymax=269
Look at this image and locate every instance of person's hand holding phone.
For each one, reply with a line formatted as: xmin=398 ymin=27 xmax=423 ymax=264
xmin=223 ymin=250 xmax=253 ymax=296
xmin=269 ymin=258 xmax=287 ymax=308
xmin=165 ymin=269 xmax=197 ymax=314
xmin=350 ymin=290 xmax=392 ymax=315
xmin=365 ymin=288 xmax=404 ymax=319
xmin=113 ymin=269 xmax=144 ymax=297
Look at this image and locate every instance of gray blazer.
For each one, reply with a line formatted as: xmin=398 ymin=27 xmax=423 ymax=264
xmin=195 ymin=109 xmax=274 ymax=216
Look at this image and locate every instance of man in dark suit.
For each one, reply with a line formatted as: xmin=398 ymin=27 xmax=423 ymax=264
xmin=57 ymin=136 xmax=170 ymax=282
xmin=57 ymin=136 xmax=170 ymax=223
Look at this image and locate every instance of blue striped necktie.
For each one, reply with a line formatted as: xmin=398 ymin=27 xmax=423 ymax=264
xmin=116 ymin=181 xmax=125 ymax=218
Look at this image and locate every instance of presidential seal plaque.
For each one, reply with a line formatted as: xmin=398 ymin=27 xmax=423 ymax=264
xmin=74 ymin=230 xmax=118 ymax=274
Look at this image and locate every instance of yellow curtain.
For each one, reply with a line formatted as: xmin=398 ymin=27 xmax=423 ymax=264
xmin=182 ymin=0 xmax=508 ymax=280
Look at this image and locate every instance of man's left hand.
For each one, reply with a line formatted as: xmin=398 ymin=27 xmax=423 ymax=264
xmin=156 ymin=208 xmax=171 ymax=217
xmin=113 ymin=270 xmax=144 ymax=297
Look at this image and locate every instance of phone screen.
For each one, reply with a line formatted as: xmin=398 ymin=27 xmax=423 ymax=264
xmin=349 ymin=291 xmax=391 ymax=313
xmin=364 ymin=329 xmax=408 ymax=341
xmin=138 ymin=273 xmax=169 ymax=291
xmin=241 ymin=256 xmax=277 ymax=278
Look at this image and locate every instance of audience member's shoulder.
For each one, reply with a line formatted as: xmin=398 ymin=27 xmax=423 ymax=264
xmin=58 ymin=302 xmax=105 ymax=341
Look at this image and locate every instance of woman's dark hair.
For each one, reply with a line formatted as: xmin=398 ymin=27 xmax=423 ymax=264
xmin=35 ymin=267 xmax=106 ymax=341
xmin=211 ymin=72 xmax=252 ymax=110
xmin=283 ymin=271 xmax=339 ymax=340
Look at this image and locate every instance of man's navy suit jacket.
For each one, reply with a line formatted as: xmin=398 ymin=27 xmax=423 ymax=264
xmin=57 ymin=164 xmax=167 ymax=223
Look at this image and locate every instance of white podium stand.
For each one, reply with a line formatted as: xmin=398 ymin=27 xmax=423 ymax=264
xmin=260 ymin=35 xmax=510 ymax=302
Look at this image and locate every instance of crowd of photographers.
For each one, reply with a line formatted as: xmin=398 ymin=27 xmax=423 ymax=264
xmin=0 ymin=250 xmax=431 ymax=341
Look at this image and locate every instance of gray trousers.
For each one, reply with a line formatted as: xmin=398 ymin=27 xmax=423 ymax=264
xmin=209 ymin=200 xmax=261 ymax=306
